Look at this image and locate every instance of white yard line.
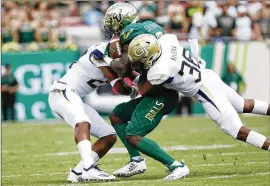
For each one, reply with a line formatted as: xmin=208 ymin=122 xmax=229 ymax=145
xmin=191 ymin=151 xmax=264 ymax=157
xmin=2 ymin=175 xmax=22 ymax=178
xmin=40 ymin=144 xmax=235 ymax=157
xmin=194 ymin=162 xmax=269 ymax=167
xmin=195 ymin=163 xmax=234 ymax=167
xmin=208 ymin=172 xmax=270 ymax=179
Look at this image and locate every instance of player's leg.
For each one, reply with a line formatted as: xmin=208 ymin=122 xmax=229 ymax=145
xmin=68 ymin=103 xmax=116 ymax=182
xmin=110 ymin=97 xmax=143 ymax=160
xmin=222 ymin=82 xmax=270 ymax=115
xmin=125 ymin=90 xmax=189 ymax=180
xmin=197 ymin=70 xmax=270 ymax=151
xmin=48 ymin=86 xmax=114 ymax=182
xmin=84 ymin=103 xmax=117 ymax=160
xmin=110 ymin=97 xmax=146 ymax=177
xmin=2 ymin=102 xmax=8 ymax=121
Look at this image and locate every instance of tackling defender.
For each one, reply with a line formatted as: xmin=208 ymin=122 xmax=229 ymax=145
xmin=127 ymin=34 xmax=270 ymax=154
xmin=48 ymin=42 xmax=138 ymax=182
xmin=103 ymin=3 xmax=189 ymax=180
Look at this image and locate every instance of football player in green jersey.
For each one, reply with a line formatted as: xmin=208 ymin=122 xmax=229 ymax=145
xmin=103 ymin=2 xmax=189 ymax=180
xmin=104 ymin=2 xmax=164 ymax=78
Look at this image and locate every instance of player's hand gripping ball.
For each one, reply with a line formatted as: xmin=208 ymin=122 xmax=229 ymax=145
xmin=109 ymin=33 xmax=122 ymax=61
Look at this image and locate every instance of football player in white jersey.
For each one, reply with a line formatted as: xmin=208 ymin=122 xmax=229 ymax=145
xmin=127 ymin=34 xmax=270 ymax=155
xmin=48 ymin=42 xmax=138 ymax=182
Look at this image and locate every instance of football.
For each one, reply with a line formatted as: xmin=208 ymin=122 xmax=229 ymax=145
xmin=109 ymin=33 xmax=122 ymax=60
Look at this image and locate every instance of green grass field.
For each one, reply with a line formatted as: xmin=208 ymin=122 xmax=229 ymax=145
xmin=2 ymin=116 xmax=270 ymax=186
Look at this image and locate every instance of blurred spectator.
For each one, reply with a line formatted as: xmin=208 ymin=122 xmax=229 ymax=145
xmin=167 ymin=1 xmax=188 ymax=33
xmin=14 ymin=4 xmax=37 ymax=43
xmin=232 ymin=5 xmax=254 ymax=41
xmin=216 ymin=4 xmax=236 ymax=38
xmin=35 ymin=18 xmax=51 ymax=43
xmin=1 ymin=0 xmax=268 ymax=49
xmin=222 ymin=63 xmax=245 ymax=95
xmin=138 ymin=1 xmax=157 ymax=22
xmin=1 ymin=64 xmax=19 ymax=122
xmin=188 ymin=4 xmax=217 ymax=44
xmin=254 ymin=2 xmax=270 ymax=40
xmin=2 ymin=12 xmax=14 ymax=43
xmin=247 ymin=0 xmax=262 ymax=20
xmin=186 ymin=1 xmax=205 ymax=42
xmin=226 ymin=0 xmax=238 ymax=18
xmin=83 ymin=6 xmax=104 ymax=26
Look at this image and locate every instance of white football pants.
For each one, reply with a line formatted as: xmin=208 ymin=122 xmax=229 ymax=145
xmin=195 ymin=69 xmax=245 ymax=138
xmin=48 ymin=81 xmax=115 ymax=138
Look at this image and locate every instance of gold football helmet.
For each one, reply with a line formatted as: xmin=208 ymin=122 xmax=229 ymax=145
xmin=128 ymin=34 xmax=161 ymax=71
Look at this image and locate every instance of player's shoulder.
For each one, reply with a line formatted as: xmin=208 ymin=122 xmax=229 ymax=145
xmin=147 ymin=60 xmax=171 ymax=85
xmin=158 ymin=34 xmax=178 ymax=45
xmin=121 ymin=22 xmax=141 ymax=35
xmin=141 ymin=20 xmax=160 ymax=27
xmin=79 ymin=42 xmax=109 ymax=67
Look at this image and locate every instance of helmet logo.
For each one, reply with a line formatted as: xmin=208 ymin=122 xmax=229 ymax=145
xmin=134 ymin=43 xmax=149 ymax=57
xmin=112 ymin=8 xmax=123 ymax=22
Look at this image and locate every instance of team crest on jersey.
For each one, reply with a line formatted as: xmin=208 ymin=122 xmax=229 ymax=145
xmin=123 ymin=28 xmax=134 ymax=40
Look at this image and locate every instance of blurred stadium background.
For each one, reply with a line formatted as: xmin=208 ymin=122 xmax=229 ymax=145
xmin=1 ymin=0 xmax=270 ymax=121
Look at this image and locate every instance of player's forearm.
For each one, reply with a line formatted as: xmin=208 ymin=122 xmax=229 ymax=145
xmin=113 ymin=80 xmax=131 ymax=95
xmin=113 ymin=80 xmax=138 ymax=99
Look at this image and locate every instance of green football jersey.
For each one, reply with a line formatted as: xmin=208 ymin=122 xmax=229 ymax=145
xmin=105 ymin=21 xmax=164 ymax=57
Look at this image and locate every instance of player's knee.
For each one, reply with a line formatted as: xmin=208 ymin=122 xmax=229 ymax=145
xmin=75 ymin=122 xmax=91 ymax=132
xmin=109 ymin=112 xmax=123 ymax=127
xmin=220 ymin=127 xmax=239 ymax=139
xmin=125 ymin=135 xmax=142 ymax=147
xmin=102 ymin=134 xmax=117 ymax=147
xmin=217 ymin=114 xmax=243 ymax=139
xmin=243 ymin=99 xmax=255 ymax=113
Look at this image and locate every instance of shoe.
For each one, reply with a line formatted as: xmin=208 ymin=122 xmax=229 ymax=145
xmin=67 ymin=169 xmax=84 ymax=183
xmin=82 ymin=164 xmax=116 ymax=181
xmin=163 ymin=161 xmax=189 ymax=180
xmin=113 ymin=158 xmax=147 ymax=177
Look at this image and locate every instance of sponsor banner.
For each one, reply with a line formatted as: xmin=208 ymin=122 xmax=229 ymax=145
xmin=2 ymin=50 xmax=80 ymax=120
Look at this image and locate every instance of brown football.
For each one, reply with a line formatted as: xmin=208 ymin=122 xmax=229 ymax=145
xmin=109 ymin=34 xmax=122 ymax=60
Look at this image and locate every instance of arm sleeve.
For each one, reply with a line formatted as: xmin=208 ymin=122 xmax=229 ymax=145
xmin=90 ymin=57 xmax=109 ymax=67
xmin=104 ymin=43 xmax=110 ymax=57
xmin=89 ymin=46 xmax=109 ymax=67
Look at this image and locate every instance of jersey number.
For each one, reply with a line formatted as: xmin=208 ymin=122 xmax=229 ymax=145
xmin=179 ymin=49 xmax=201 ymax=83
xmin=87 ymin=79 xmax=108 ymax=89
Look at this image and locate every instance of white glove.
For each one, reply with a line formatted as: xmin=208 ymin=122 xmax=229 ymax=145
xmin=129 ymin=86 xmax=139 ymax=99
xmin=194 ymin=56 xmax=206 ymax=69
xmin=188 ymin=39 xmax=206 ymax=69
xmin=188 ymin=39 xmax=200 ymax=58
xmin=104 ymin=56 xmax=113 ymax=66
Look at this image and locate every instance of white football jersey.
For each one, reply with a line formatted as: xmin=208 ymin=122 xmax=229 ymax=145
xmin=59 ymin=42 xmax=109 ymax=97
xmin=147 ymin=34 xmax=203 ymax=97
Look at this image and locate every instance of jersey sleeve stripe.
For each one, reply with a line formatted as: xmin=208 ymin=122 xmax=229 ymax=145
xmin=91 ymin=49 xmax=104 ymax=60
xmin=197 ymin=90 xmax=220 ymax=112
